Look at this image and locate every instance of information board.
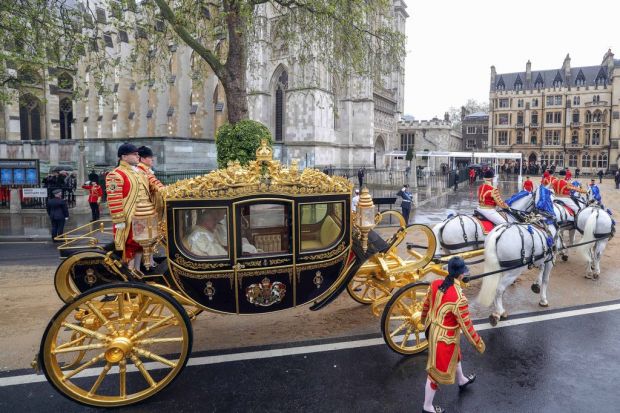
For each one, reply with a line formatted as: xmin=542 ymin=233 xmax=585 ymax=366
xmin=0 ymin=159 xmax=39 ymax=186
xmin=22 ymin=188 xmax=48 ymax=198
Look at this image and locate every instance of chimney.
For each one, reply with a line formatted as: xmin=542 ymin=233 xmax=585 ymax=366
xmin=461 ymin=106 xmax=467 ymax=121
xmin=490 ymin=65 xmax=497 ymax=87
xmin=444 ymin=112 xmax=450 ymax=122
xmin=525 ymin=60 xmax=532 ymax=82
xmin=562 ymin=53 xmax=571 ymax=77
xmin=603 ymin=48 xmax=615 ymax=73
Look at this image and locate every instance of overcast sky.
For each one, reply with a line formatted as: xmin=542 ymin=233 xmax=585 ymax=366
xmin=403 ymin=0 xmax=620 ymax=120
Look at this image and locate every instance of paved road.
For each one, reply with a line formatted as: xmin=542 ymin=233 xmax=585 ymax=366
xmin=0 ymin=241 xmax=61 ymax=265
xmin=1 ymin=301 xmax=619 ymax=412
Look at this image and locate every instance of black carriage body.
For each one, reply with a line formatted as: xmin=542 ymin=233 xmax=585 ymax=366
xmin=165 ymin=193 xmax=352 ymax=314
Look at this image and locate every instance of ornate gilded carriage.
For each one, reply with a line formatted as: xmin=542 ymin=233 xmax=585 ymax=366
xmin=35 ymin=142 xmax=457 ymax=407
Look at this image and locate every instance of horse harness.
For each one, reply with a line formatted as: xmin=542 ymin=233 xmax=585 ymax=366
xmin=494 ymin=222 xmax=556 ymax=268
xmin=438 ymin=214 xmax=482 ymax=250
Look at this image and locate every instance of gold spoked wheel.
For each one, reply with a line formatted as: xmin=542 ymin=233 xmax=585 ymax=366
xmin=40 ymin=283 xmax=192 ymax=407
xmin=381 ymin=281 xmax=430 ymax=355
xmin=346 ymin=272 xmax=393 ymax=305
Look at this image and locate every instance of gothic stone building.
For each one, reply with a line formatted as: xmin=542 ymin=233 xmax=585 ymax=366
xmin=489 ymin=50 xmax=620 ymax=173
xmin=0 ymin=1 xmax=408 ymax=172
xmin=398 ymin=117 xmax=463 ymax=169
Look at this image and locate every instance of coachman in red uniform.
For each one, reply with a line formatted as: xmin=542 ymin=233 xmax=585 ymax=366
xmin=553 ymin=170 xmax=586 ymax=213
xmin=81 ymin=177 xmax=103 ymax=221
xmin=522 ymin=176 xmax=534 ymax=192
xmin=475 ymin=169 xmax=508 ymax=225
xmin=106 ymin=143 xmax=160 ymax=269
xmin=420 ymin=257 xmax=485 ymax=413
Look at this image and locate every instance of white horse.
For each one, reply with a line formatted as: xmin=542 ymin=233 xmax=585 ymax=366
xmin=576 ymin=205 xmax=615 ymax=279
xmin=432 ymin=194 xmax=534 ymax=255
xmin=477 ymin=220 xmax=560 ymax=326
xmin=533 ymin=184 xmax=589 ymax=261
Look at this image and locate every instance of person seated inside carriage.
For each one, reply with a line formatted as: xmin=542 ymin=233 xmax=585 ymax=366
xmin=186 ymin=209 xmax=229 ymax=257
xmin=475 ymin=169 xmax=509 ymax=225
xmin=553 ymin=170 xmax=586 ymax=214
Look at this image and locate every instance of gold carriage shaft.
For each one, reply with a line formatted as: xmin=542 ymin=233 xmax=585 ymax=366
xmin=37 ymin=140 xmax=484 ymax=408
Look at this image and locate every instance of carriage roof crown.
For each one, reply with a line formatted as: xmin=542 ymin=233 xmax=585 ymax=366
xmin=163 ymin=139 xmax=352 ymax=200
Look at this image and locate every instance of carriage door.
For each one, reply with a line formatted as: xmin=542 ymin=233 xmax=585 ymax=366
xmin=233 ymin=200 xmax=295 ymax=314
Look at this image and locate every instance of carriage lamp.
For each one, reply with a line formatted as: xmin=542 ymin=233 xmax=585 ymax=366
xmin=132 ymin=195 xmax=160 ymax=269
xmin=356 ymin=188 xmax=377 ymax=253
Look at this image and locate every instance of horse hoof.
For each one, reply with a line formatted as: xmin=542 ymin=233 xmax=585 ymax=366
xmin=539 ymin=301 xmax=549 ymax=307
xmin=593 ymin=273 xmax=600 ymax=280
xmin=585 ymin=273 xmax=594 ymax=280
xmin=489 ymin=314 xmax=499 ymax=327
xmin=531 ymin=283 xmax=541 ymax=294
xmin=500 ymin=313 xmax=508 ymax=320
xmin=561 ymin=255 xmax=568 ymax=262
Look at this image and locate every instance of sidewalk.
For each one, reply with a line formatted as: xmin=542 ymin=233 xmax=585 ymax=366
xmin=0 ymin=210 xmax=109 ymax=241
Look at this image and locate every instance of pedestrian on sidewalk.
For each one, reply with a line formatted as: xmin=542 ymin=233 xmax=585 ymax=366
xmin=420 ymin=257 xmax=485 ymax=413
xmin=468 ymin=168 xmax=475 ymax=186
xmin=357 ymin=168 xmax=365 ymax=188
xmin=614 ymin=170 xmax=620 ymax=189
xmin=82 ymin=177 xmax=103 ymax=221
xmin=398 ymin=184 xmax=412 ymax=225
xmin=47 ymin=189 xmax=69 ymax=241
xmin=598 ymin=169 xmax=604 ymax=183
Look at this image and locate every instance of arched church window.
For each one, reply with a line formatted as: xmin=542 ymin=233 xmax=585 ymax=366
xmin=59 ymin=98 xmax=73 ymax=140
xmin=19 ymin=94 xmax=42 ymax=140
xmin=275 ymin=70 xmax=288 ymax=142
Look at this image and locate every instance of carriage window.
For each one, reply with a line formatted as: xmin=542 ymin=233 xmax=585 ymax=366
xmin=300 ymin=202 xmax=344 ymax=251
xmin=177 ymin=208 xmax=229 ymax=259
xmin=240 ymin=203 xmax=291 ymax=255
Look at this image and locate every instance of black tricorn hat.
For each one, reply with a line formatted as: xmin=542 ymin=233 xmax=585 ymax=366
xmin=117 ymin=143 xmax=139 ymax=158
xmin=483 ymin=169 xmax=494 ymax=179
xmin=447 ymin=256 xmax=469 ymax=277
xmin=559 ymin=170 xmax=566 ymax=176
xmin=138 ymin=146 xmax=154 ymax=158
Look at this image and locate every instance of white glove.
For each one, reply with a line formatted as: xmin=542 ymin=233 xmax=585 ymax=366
xmin=84 ymin=181 xmax=90 ymax=185
xmin=65 ymin=217 xmax=69 ymax=220
xmin=115 ymin=223 xmax=126 ymax=230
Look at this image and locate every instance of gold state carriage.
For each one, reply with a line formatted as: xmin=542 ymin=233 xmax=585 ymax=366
xmin=36 ymin=142 xmax=481 ymax=407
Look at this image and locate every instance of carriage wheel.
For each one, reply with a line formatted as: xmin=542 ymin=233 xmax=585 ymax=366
xmin=40 ymin=283 xmax=192 ymax=407
xmin=346 ymin=271 xmax=394 ymax=305
xmin=381 ymin=282 xmax=430 ymax=355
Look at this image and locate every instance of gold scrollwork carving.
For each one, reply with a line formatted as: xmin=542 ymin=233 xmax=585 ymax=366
xmin=298 ymin=242 xmax=346 ymax=262
xmin=162 ymin=145 xmax=352 ymax=200
xmin=174 ymin=254 xmax=228 ymax=270
xmin=173 ymin=266 xmax=235 ymax=288
xmin=296 ymin=255 xmax=346 ymax=282
xmin=237 ymin=268 xmax=294 ymax=289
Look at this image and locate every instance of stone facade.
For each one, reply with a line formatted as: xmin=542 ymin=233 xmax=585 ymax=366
xmin=489 ymin=50 xmax=620 ymax=173
xmin=0 ymin=1 xmax=408 ymax=172
xmin=461 ymin=111 xmax=489 ymax=151
xmin=397 ymin=117 xmax=463 ymax=169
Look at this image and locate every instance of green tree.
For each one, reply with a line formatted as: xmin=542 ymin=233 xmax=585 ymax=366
xmin=405 ymin=147 xmax=414 ymax=162
xmin=216 ymin=119 xmax=272 ymax=167
xmin=447 ymin=99 xmax=489 ymax=130
xmin=1 ymin=1 xmax=406 ymax=125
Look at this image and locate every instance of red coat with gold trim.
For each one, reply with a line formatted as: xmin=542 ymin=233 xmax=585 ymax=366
xmin=106 ymin=161 xmax=153 ymax=261
xmin=522 ymin=179 xmax=534 ymax=192
xmin=477 ymin=181 xmax=508 ymax=208
xmin=81 ymin=183 xmax=103 ymax=203
xmin=421 ymin=279 xmax=485 ymax=384
xmin=137 ymin=162 xmax=165 ymax=192
xmin=553 ymin=178 xmax=586 ymax=197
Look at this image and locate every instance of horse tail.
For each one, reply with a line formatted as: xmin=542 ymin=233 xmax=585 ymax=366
xmin=579 ymin=211 xmax=597 ymax=262
xmin=477 ymin=227 xmax=503 ymax=307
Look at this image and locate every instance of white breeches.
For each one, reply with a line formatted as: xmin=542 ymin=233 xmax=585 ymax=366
xmin=476 ymin=207 xmax=507 ymax=226
xmin=557 ymin=197 xmax=579 ymax=214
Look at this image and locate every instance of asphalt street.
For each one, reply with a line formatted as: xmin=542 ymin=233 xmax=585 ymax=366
xmin=0 ymin=241 xmax=60 ymax=266
xmin=1 ymin=301 xmax=619 ymax=412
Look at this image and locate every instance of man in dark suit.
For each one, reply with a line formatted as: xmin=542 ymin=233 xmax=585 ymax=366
xmin=47 ymin=189 xmax=69 ymax=241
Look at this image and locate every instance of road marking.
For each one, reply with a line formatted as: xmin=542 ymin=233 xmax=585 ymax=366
xmin=2 ymin=302 xmax=620 ymax=388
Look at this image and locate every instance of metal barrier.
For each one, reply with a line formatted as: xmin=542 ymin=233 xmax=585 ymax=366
xmin=155 ymin=169 xmax=212 ymax=185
